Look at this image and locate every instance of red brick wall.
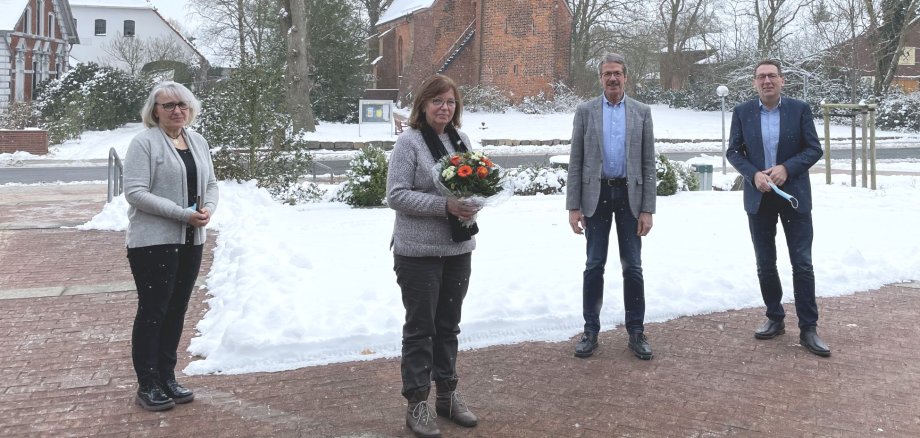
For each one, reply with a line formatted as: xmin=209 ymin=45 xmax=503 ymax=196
xmin=375 ymin=0 xmax=571 ymax=104
xmin=481 ymin=0 xmax=571 ymax=103
xmin=0 ymin=130 xmax=49 ymax=154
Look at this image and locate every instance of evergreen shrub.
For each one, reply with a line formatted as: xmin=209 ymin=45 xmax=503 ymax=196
xmin=33 ymin=63 xmax=146 ymax=143
xmin=336 ymin=146 xmax=388 ymax=207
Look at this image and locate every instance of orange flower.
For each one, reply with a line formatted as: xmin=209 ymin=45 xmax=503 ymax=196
xmin=450 ymin=155 xmax=462 ymax=166
xmin=457 ymin=165 xmax=473 ymax=177
xmin=476 ymin=166 xmax=489 ymax=179
xmin=481 ymin=158 xmax=493 ymax=168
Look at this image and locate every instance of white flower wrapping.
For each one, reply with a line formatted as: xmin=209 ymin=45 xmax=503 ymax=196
xmin=429 ymin=154 xmax=513 ymax=226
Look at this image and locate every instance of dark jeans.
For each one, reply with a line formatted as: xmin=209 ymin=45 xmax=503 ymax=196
xmin=748 ymin=191 xmax=818 ymax=329
xmin=394 ymin=253 xmax=471 ymax=398
xmin=582 ymin=184 xmax=645 ymax=335
xmin=128 ymin=239 xmax=203 ymax=384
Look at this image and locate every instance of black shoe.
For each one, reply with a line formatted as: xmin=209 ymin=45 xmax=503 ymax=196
xmin=574 ymin=332 xmax=598 ymax=358
xmin=136 ymin=382 xmax=175 ymax=411
xmin=159 ymin=378 xmax=195 ymax=404
xmin=800 ymin=327 xmax=831 ymax=357
xmin=628 ymin=332 xmax=653 ymax=360
xmin=754 ymin=319 xmax=785 ymax=340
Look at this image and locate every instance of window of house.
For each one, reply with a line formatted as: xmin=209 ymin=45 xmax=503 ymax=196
xmin=32 ymin=60 xmax=39 ymax=92
xmin=124 ymin=20 xmax=135 ymax=37
xmin=37 ymin=0 xmax=44 ymax=35
xmin=25 ymin=8 xmax=32 ymax=34
xmin=95 ymin=19 xmax=106 ymax=36
xmin=48 ymin=13 xmax=55 ymax=39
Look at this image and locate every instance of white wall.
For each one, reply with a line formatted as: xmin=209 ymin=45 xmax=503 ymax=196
xmin=69 ymin=4 xmax=198 ymax=71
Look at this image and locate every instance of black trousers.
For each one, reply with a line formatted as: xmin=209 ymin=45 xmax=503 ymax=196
xmin=394 ymin=253 xmax=471 ymax=398
xmin=127 ymin=237 xmax=203 ymax=384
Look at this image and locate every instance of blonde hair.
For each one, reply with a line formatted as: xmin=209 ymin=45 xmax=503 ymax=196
xmin=140 ymin=81 xmax=201 ymax=128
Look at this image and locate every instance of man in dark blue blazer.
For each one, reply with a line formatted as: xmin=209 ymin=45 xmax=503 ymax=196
xmin=726 ymin=59 xmax=830 ymax=357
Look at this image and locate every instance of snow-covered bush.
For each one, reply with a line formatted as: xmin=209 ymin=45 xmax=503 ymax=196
xmin=0 ymin=102 xmax=38 ymax=129
xmin=336 ymin=146 xmax=388 ymax=207
xmin=459 ymin=85 xmax=512 ymax=112
xmin=280 ymin=182 xmax=328 ymax=205
xmin=503 ymin=165 xmax=567 ymax=195
xmin=656 ymin=154 xmax=698 ymax=195
xmin=33 ymin=63 xmax=146 ymax=143
xmin=876 ymin=90 xmax=920 ymax=131
xmin=516 ymin=82 xmax=582 ymax=114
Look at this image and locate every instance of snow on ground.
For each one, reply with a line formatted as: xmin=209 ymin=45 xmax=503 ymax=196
xmin=78 ymin=170 xmax=920 ymax=375
xmin=30 ymin=104 xmax=920 ymax=376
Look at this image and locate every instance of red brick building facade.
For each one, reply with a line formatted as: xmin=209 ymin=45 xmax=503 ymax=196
xmin=1 ymin=0 xmax=79 ymax=113
xmin=374 ymin=0 xmax=571 ymax=105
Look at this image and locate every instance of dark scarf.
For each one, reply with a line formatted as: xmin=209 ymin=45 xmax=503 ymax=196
xmin=420 ymin=123 xmax=479 ymax=242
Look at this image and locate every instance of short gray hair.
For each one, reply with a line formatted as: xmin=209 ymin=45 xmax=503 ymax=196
xmin=597 ymin=53 xmax=628 ymax=76
xmin=140 ymin=81 xmax=201 ymax=128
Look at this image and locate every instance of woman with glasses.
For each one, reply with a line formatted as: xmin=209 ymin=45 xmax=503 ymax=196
xmin=123 ymin=81 xmax=218 ymax=411
xmin=386 ymin=74 xmax=479 ymax=437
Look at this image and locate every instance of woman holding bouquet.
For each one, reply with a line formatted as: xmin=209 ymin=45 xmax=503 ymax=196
xmin=386 ymin=74 xmax=480 ymax=438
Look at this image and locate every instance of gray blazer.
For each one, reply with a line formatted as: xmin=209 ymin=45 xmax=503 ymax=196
xmin=565 ymin=95 xmax=657 ymax=218
xmin=124 ymin=127 xmax=219 ymax=248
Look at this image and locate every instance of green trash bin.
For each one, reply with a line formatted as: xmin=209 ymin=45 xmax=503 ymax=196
xmin=693 ymin=164 xmax=713 ymax=191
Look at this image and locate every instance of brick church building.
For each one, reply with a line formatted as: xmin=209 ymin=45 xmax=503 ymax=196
xmin=373 ymin=0 xmax=571 ymax=105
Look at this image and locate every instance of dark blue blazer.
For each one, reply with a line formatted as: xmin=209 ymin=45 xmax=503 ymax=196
xmin=726 ymin=97 xmax=823 ymax=214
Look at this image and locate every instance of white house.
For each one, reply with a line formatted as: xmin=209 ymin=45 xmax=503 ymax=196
xmin=0 ymin=0 xmax=79 ymax=112
xmin=68 ymin=0 xmax=204 ymax=75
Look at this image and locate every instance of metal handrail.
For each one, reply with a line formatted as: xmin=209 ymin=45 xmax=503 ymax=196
xmin=311 ymin=160 xmax=335 ymax=184
xmin=107 ymin=147 xmax=124 ymax=202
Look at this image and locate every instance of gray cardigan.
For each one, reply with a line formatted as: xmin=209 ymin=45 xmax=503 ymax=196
xmin=124 ymin=127 xmax=219 ymax=248
xmin=386 ymin=127 xmax=475 ymax=257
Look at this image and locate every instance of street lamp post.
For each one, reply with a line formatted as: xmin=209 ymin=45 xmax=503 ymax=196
xmin=716 ymin=85 xmax=730 ymax=175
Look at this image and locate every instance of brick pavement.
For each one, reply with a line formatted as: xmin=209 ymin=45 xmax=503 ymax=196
xmin=1 ymin=183 xmax=919 ymax=437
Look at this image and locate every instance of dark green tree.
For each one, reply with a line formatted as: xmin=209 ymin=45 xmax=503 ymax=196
xmin=310 ymin=0 xmax=367 ymax=123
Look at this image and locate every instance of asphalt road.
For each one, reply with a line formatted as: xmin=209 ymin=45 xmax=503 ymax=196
xmin=3 ymin=147 xmax=920 ymax=184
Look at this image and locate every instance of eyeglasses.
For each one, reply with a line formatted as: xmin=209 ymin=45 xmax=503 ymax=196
xmin=157 ymin=101 xmax=190 ymax=111
xmin=755 ymin=73 xmax=781 ymax=81
xmin=602 ymin=71 xmax=625 ymax=79
xmin=430 ymin=98 xmax=457 ymax=107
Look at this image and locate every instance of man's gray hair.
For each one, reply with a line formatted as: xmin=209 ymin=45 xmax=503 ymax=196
xmin=598 ymin=53 xmax=628 ymax=76
xmin=140 ymin=81 xmax=201 ymax=128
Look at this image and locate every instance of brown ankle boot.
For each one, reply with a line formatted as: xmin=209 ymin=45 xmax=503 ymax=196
xmin=435 ymin=378 xmax=478 ymax=427
xmin=405 ymin=388 xmax=441 ymax=438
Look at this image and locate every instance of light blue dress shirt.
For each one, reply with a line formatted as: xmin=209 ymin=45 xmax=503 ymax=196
xmin=759 ymin=98 xmax=782 ymax=168
xmin=602 ymin=93 xmax=626 ymax=178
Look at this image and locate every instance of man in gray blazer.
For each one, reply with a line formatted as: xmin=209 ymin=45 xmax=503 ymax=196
xmin=566 ymin=53 xmax=657 ymax=360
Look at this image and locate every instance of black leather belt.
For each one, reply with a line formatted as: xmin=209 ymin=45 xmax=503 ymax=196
xmin=601 ymin=178 xmax=627 ymax=187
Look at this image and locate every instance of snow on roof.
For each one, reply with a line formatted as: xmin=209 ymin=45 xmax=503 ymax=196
xmin=377 ymin=0 xmax=435 ymax=26
xmin=69 ymin=0 xmax=152 ymax=9
xmin=0 ymin=0 xmax=27 ymax=30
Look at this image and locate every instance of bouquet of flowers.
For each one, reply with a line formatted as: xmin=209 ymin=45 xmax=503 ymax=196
xmin=431 ymin=151 xmax=511 ymax=226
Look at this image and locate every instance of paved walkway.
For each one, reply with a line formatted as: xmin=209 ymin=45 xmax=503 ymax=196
xmin=1 ymin=184 xmax=919 ymax=437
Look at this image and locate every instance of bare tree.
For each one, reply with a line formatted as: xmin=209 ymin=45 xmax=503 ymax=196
xmin=279 ymin=0 xmax=316 ymax=133
xmin=748 ymin=0 xmax=816 ymax=57
xmin=863 ymin=0 xmax=920 ymax=95
xmin=191 ymin=0 xmax=276 ymax=66
xmin=658 ymin=0 xmax=712 ymax=89
xmin=103 ymin=33 xmax=146 ymax=76
xmin=567 ymin=0 xmax=656 ymax=94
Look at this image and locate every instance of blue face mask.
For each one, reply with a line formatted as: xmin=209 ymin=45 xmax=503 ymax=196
xmin=768 ymin=181 xmax=799 ymax=210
